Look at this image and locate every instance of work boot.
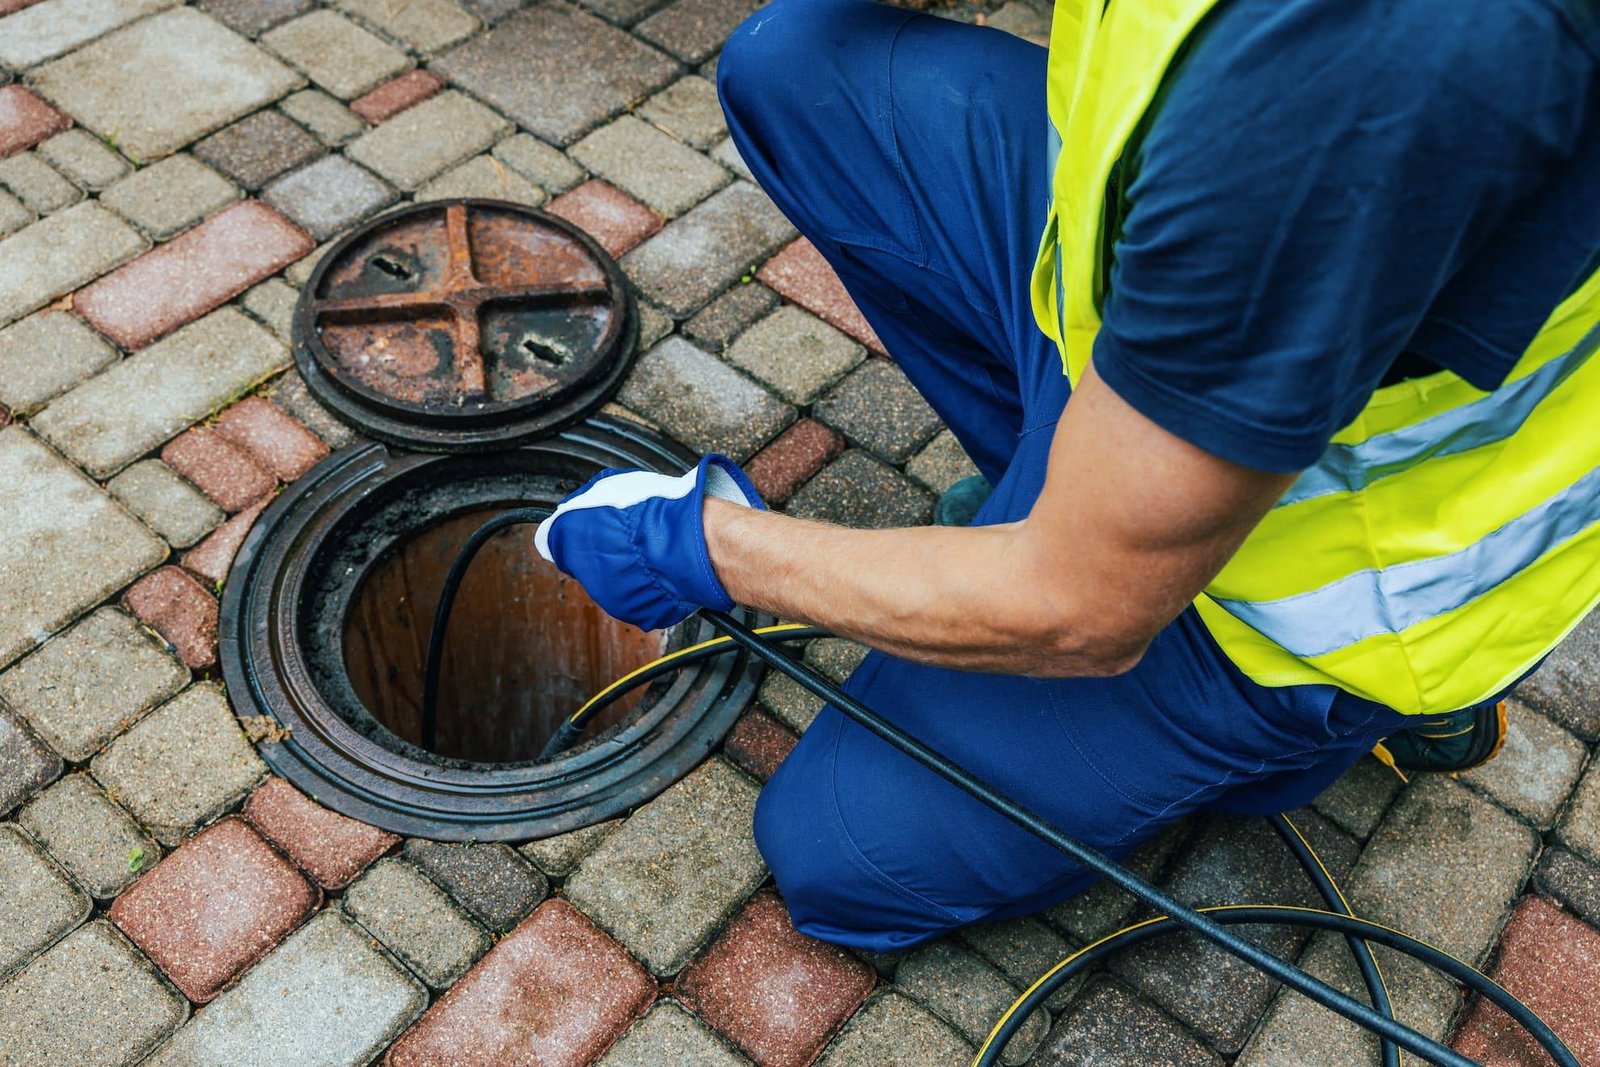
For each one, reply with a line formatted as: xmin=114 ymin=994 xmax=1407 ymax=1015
xmin=1375 ymin=700 xmax=1509 ymax=775
xmin=935 ymin=475 xmax=993 ymax=527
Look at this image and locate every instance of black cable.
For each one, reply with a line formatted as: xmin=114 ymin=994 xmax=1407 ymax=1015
xmin=700 ymin=608 xmax=1576 ymax=1067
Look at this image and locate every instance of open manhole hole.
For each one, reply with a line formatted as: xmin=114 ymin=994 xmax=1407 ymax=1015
xmin=220 ymin=202 xmax=766 ymax=841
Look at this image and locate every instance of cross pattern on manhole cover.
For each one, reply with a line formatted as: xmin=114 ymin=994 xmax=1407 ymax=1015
xmin=304 ymin=201 xmax=626 ymax=415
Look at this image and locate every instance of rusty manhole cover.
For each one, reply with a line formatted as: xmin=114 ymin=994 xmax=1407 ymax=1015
xmin=292 ymin=199 xmax=638 ymax=451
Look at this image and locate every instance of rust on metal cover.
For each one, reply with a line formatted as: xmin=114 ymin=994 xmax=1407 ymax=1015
xmin=293 ymin=199 xmax=638 ymax=451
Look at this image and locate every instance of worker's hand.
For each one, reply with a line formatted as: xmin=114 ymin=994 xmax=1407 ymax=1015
xmin=535 ymin=455 xmax=765 ymax=630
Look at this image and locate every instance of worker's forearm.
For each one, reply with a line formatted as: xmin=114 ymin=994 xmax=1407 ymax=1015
xmin=702 ymin=500 xmax=1142 ymax=676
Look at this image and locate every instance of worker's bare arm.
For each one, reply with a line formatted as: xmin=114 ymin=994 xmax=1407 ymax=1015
xmin=703 ymin=360 xmax=1296 ymax=676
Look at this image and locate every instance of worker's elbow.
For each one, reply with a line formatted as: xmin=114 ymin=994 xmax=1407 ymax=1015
xmin=1029 ymin=621 xmax=1151 ymax=678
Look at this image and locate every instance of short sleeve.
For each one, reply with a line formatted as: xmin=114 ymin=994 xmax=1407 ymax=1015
xmin=1091 ymin=0 xmax=1597 ymax=472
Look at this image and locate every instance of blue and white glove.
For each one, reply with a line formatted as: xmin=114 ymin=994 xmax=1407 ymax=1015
xmin=534 ymin=454 xmax=764 ymax=631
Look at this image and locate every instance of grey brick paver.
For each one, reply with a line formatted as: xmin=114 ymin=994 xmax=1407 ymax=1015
xmin=90 ymin=683 xmax=267 ymax=845
xmin=1044 ymin=820 xmax=1191 ymax=943
xmin=896 ymin=940 xmax=1046 ymax=1066
xmin=786 ymin=449 xmax=933 ymax=528
xmin=639 ymin=75 xmax=728 ymax=150
xmin=1460 ymin=699 xmax=1587 ymax=827
xmin=618 ymin=335 xmax=795 ymax=461
xmin=0 ymin=191 xmax=30 ymax=240
xmin=571 ymin=115 xmax=729 ymax=218
xmin=564 ymin=758 xmax=766 ymax=975
xmin=32 ymin=8 xmax=303 ymax=162
xmin=263 ymin=154 xmax=396 ymax=240
xmin=1311 ymin=755 xmax=1403 ymax=841
xmin=0 ymin=151 xmax=83 ymax=214
xmin=279 ymin=89 xmax=366 ymax=146
xmin=685 ymin=282 xmax=779 ymax=351
xmin=241 ymin=277 xmax=299 ymax=341
xmin=260 ymin=9 xmax=411 ymax=100
xmin=623 ymin=182 xmax=796 ymax=317
xmin=0 ymin=607 xmax=188 ymax=762
xmin=341 ymin=857 xmax=490 ymax=989
xmin=36 ymin=129 xmax=132 ymax=191
xmin=0 ymin=0 xmax=179 ymax=69
xmin=99 ymin=155 xmax=240 ymax=241
xmin=0 ymin=202 xmax=145 ymax=327
xmin=1560 ymin=758 xmax=1600 ymax=863
xmin=33 ymin=308 xmax=290 ymax=479
xmin=0 ymin=921 xmax=187 ymax=1067
xmin=906 ymin=429 xmax=982 ymax=494
xmin=345 ymin=89 xmax=511 ymax=190
xmin=0 ymin=311 xmax=116 ymax=416
xmin=635 ymin=0 xmax=760 ymax=64
xmin=1534 ymin=847 xmax=1600 ymax=929
xmin=0 ymin=428 xmax=166 ymax=670
xmin=19 ymin=773 xmax=162 ymax=900
xmin=415 ymin=154 xmax=547 ymax=208
xmin=0 ymin=705 xmax=60 ymax=816
xmin=817 ymin=990 xmax=971 ymax=1067
xmin=434 ymin=2 xmax=679 ymax=146
xmin=1515 ymin=609 xmax=1600 ymax=741
xmin=815 ymin=359 xmax=944 ymax=464
xmin=1033 ymin=978 xmax=1223 ymax=1067
xmin=492 ymin=132 xmax=587 ymax=194
xmin=145 ymin=911 xmax=425 ymax=1067
xmin=267 ymin=371 xmax=357 ymax=447
xmin=0 ymin=824 xmax=88 ymax=979
xmin=757 ymin=671 xmax=824 ymax=733
xmin=335 ymin=0 xmax=480 ymax=52
xmin=193 ymin=110 xmax=325 ymax=191
xmin=107 ymin=460 xmax=226 ymax=548
xmin=198 ymin=0 xmax=313 ymax=37
xmin=727 ymin=304 xmax=865 ymax=405
xmin=518 ymin=818 xmax=621 ymax=878
xmin=401 ymin=840 xmax=548 ymax=933
xmin=599 ymin=1001 xmax=752 ymax=1066
xmin=959 ymin=916 xmax=1079 ymax=1013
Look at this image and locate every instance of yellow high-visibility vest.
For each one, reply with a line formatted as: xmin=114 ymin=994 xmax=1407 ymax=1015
xmin=1031 ymin=0 xmax=1600 ymax=715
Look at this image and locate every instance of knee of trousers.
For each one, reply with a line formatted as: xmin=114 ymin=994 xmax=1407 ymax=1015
xmin=717 ymin=0 xmax=878 ymax=129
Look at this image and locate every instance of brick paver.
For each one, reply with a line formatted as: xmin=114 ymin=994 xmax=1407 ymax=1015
xmin=180 ymin=495 xmax=269 ymax=586
xmin=31 ymin=8 xmax=302 ymax=162
xmin=1460 ymin=699 xmax=1587 ymax=827
xmin=897 ymin=940 xmax=1048 ymax=1065
xmin=100 ymin=155 xmax=241 ymax=241
xmin=0 ymin=606 xmax=188 ymax=761
xmin=194 ymin=110 xmax=325 ymax=190
xmin=162 ymin=425 xmax=277 ymax=511
xmin=34 ymin=308 xmax=289 ymax=478
xmin=597 ymin=1001 xmax=750 ymax=1066
xmin=729 ymin=305 xmax=866 ymax=405
xmin=722 ymin=707 xmax=798 ymax=782
xmin=564 ymin=758 xmax=766 ymax=975
xmin=548 ymin=179 xmax=663 ymax=258
xmin=110 ymin=816 xmax=320 ymax=1002
xmin=342 ymin=857 xmax=490 ymax=989
xmin=108 ymin=459 xmax=227 ymax=548
xmin=121 ymin=566 xmax=222 ymax=670
xmin=1559 ymin=757 xmax=1600 ymax=862
xmin=0 ymin=150 xmax=82 ymax=213
xmin=0 ymin=310 xmax=117 ymax=416
xmin=281 ymin=88 xmax=366 ymax=146
xmin=337 ymin=0 xmax=480 ymax=52
xmin=0 ymin=0 xmax=177 ymax=69
xmin=261 ymin=8 xmax=411 ymax=100
xmin=36 ymin=128 xmax=130 ymax=190
xmin=19 ymin=773 xmax=162 ymax=900
xmin=243 ymin=776 xmax=400 ymax=889
xmin=402 ymin=840 xmax=548 ymax=933
xmin=959 ymin=916 xmax=1078 ymax=1013
xmin=787 ymin=448 xmax=934 ymax=528
xmin=0 ymin=201 xmax=145 ymax=327
xmin=1516 ymin=611 xmax=1600 ymax=741
xmin=1035 ymin=978 xmax=1223 ymax=1067
xmin=758 ymin=237 xmax=885 ymax=354
xmin=1453 ymin=895 xmax=1600 ymax=1065
xmin=906 ymin=429 xmax=982 ymax=495
xmin=0 ymin=921 xmax=188 ymax=1067
xmin=386 ymin=899 xmax=656 ymax=1067
xmin=685 ymin=282 xmax=779 ymax=351
xmin=678 ymin=891 xmax=876 ymax=1067
xmin=198 ymin=0 xmax=312 ymax=37
xmin=146 ymin=910 xmax=425 ymax=1067
xmin=90 ymin=684 xmax=266 ymax=844
xmin=264 ymin=153 xmax=398 ymax=240
xmin=518 ymin=819 xmax=621 ymax=879
xmin=744 ymin=417 xmax=846 ymax=507
xmin=434 ymin=4 xmax=678 ymax=146
xmin=415 ymin=153 xmax=548 ymax=207
xmin=1535 ymin=847 xmax=1600 ymax=929
xmin=0 ymin=823 xmax=88 ymax=978
xmin=346 ymin=89 xmax=511 ymax=190
xmin=0 ymin=426 xmax=166 ymax=668
xmin=638 ymin=75 xmax=727 ymax=150
xmin=351 ymin=70 xmax=447 ymax=125
xmin=77 ymin=200 xmax=312 ymax=350
xmin=757 ymin=671 xmax=826 ymax=733
xmin=618 ymin=335 xmax=794 ymax=462
xmin=635 ymin=0 xmax=759 ymax=64
xmin=0 ymin=703 xmax=60 ymax=815
xmin=623 ymin=182 xmax=796 ymax=317
xmin=572 ymin=115 xmax=729 ymax=218
xmin=817 ymin=990 xmax=971 ymax=1066
xmin=492 ymin=132 xmax=585 ymax=194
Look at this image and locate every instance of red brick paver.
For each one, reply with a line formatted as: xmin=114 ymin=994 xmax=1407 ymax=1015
xmin=351 ymin=70 xmax=446 ymax=125
xmin=745 ymin=418 xmax=845 ymax=506
xmin=109 ymin=816 xmax=320 ymax=1003
xmin=677 ymin=891 xmax=876 ymax=1067
xmin=1453 ymin=895 xmax=1600 ymax=1066
xmin=386 ymin=899 xmax=656 ymax=1067
xmin=182 ymin=496 xmax=270 ymax=586
xmin=0 ymin=85 xmax=70 ymax=160
xmin=162 ymin=425 xmax=277 ymax=512
xmin=724 ymin=708 xmax=798 ymax=783
xmin=216 ymin=397 xmax=329 ymax=481
xmin=757 ymin=238 xmax=885 ymax=356
xmin=75 ymin=201 xmax=313 ymax=350
xmin=243 ymin=777 xmax=400 ymax=890
xmin=548 ymin=180 xmax=663 ymax=258
xmin=0 ymin=0 xmax=45 ymax=14
xmin=122 ymin=566 xmax=220 ymax=670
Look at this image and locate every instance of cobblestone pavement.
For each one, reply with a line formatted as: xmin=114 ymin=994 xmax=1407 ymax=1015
xmin=1 ymin=1 xmax=1598 ymax=1065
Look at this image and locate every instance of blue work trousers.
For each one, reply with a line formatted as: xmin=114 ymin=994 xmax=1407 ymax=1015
xmin=718 ymin=0 xmax=1411 ymax=952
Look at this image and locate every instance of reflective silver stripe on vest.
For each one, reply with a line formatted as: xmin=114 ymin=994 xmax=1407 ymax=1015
xmin=1279 ymin=319 xmax=1600 ymax=509
xmin=1047 ymin=125 xmax=1068 ymax=345
xmin=1217 ymin=461 xmax=1600 ymax=658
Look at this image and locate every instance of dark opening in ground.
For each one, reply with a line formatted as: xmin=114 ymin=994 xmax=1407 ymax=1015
xmin=342 ymin=508 xmax=668 ymax=763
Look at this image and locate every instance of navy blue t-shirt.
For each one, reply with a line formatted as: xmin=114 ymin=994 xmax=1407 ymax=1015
xmin=1093 ymin=0 xmax=1600 ymax=472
